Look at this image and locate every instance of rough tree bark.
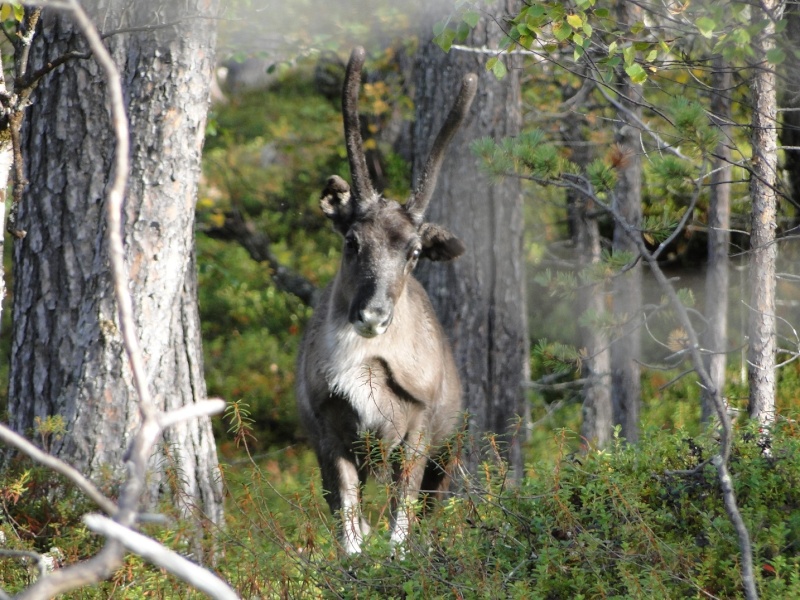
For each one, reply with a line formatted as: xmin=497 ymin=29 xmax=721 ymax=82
xmin=6 ymin=0 xmax=223 ymax=529
xmin=747 ymin=0 xmax=785 ymax=426
xmin=702 ymin=57 xmax=732 ymax=423
xmin=610 ymin=1 xmax=643 ymax=444
xmin=412 ymin=0 xmax=528 ymax=478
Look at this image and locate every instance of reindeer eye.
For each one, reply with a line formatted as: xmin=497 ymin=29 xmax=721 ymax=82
xmin=408 ymin=247 xmax=421 ymax=262
xmin=344 ymin=234 xmax=359 ymax=255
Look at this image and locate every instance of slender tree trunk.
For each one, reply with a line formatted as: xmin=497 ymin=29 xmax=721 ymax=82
xmin=702 ymin=58 xmax=732 ymax=423
xmin=0 ymin=44 xmax=14 ymax=336
xmin=413 ymin=0 xmax=528 ymax=478
xmin=7 ymin=1 xmax=223 ymax=532
xmin=561 ymin=92 xmax=612 ymax=448
xmin=576 ymin=201 xmax=612 ymax=448
xmin=781 ymin=2 xmax=800 ymax=228
xmin=610 ymin=1 xmax=643 ymax=444
xmin=747 ymin=0 xmax=785 ymax=426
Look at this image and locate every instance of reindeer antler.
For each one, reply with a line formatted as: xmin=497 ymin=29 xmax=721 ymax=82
xmin=342 ymin=46 xmax=376 ymax=205
xmin=406 ymin=73 xmax=478 ymax=225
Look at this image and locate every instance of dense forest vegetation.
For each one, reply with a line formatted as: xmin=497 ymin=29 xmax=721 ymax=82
xmin=1 ymin=0 xmax=800 ymax=597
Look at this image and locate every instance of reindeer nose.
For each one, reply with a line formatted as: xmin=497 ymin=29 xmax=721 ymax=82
xmin=355 ymin=306 xmax=393 ymax=337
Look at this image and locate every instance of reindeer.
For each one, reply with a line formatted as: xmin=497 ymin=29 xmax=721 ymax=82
xmin=296 ymin=46 xmax=477 ymax=554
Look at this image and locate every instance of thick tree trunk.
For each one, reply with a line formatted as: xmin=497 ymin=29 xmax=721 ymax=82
xmin=702 ymin=58 xmax=732 ymax=423
xmin=747 ymin=0 xmax=785 ymax=426
xmin=7 ymin=1 xmax=223 ymax=528
xmin=412 ymin=0 xmax=528 ymax=478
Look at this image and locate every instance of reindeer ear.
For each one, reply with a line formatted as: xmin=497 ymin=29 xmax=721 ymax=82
xmin=320 ymin=175 xmax=354 ymax=233
xmin=419 ymin=223 xmax=465 ymax=262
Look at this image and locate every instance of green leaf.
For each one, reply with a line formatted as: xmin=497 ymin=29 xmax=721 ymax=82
xmin=526 ymin=5 xmax=546 ymax=19
xmin=608 ymin=40 xmax=618 ymax=55
xmin=625 ymin=62 xmax=648 ymax=84
xmin=456 ymin=21 xmax=471 ymax=43
xmin=623 ymin=45 xmax=635 ymax=66
xmin=696 ymin=16 xmax=715 ymax=38
xmin=630 ymin=21 xmax=646 ymax=35
xmin=553 ymin=21 xmax=572 ymax=42
xmin=491 ymin=58 xmax=507 ymax=79
xmin=12 ymin=2 xmax=22 ymax=21
xmin=0 ymin=5 xmax=11 ymax=21
xmin=767 ymin=47 xmax=786 ymax=65
xmin=594 ymin=8 xmax=610 ymax=18
xmin=462 ymin=10 xmax=480 ymax=28
xmin=583 ymin=21 xmax=593 ymax=37
xmin=433 ymin=27 xmax=457 ymax=53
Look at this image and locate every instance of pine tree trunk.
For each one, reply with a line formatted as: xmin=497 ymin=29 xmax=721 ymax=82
xmin=610 ymin=1 xmax=643 ymax=442
xmin=702 ymin=58 xmax=732 ymax=423
xmin=781 ymin=3 xmax=800 ymax=229
xmin=7 ymin=1 xmax=223 ymax=528
xmin=562 ymin=96 xmax=612 ymax=448
xmin=610 ymin=124 xmax=642 ymax=444
xmin=412 ymin=0 xmax=528 ymax=478
xmin=747 ymin=0 xmax=784 ymax=425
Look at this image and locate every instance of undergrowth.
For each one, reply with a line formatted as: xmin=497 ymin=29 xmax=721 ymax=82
xmin=4 ymin=419 xmax=800 ymax=598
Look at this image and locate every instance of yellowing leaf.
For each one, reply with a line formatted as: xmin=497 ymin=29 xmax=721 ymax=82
xmin=567 ymin=13 xmax=583 ymax=29
xmin=667 ymin=328 xmax=690 ymax=352
xmin=625 ymin=62 xmax=648 ymax=84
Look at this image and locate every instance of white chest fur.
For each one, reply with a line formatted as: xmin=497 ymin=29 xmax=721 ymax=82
xmin=322 ymin=323 xmax=401 ymax=433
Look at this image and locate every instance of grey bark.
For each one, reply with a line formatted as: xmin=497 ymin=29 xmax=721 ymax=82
xmin=562 ymin=96 xmax=612 ymax=448
xmin=7 ymin=0 xmax=223 ymax=531
xmin=702 ymin=58 xmax=732 ymax=423
xmin=780 ymin=2 xmax=800 ymax=227
xmin=747 ymin=0 xmax=785 ymax=426
xmin=412 ymin=0 xmax=528 ymax=478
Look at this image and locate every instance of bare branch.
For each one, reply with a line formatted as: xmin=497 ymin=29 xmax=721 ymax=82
xmin=83 ymin=515 xmax=239 ymax=600
xmin=158 ymin=398 xmax=226 ymax=429
xmin=0 ymin=424 xmax=117 ymax=515
xmin=712 ymin=455 xmax=757 ymax=599
xmin=202 ymin=208 xmax=318 ymax=306
xmin=16 ymin=1 xmax=148 ymax=595
xmin=63 ymin=0 xmax=157 ymax=424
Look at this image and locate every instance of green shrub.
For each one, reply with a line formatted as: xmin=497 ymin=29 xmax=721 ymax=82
xmin=211 ymin=422 xmax=800 ymax=599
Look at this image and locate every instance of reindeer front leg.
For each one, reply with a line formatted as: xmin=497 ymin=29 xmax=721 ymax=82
xmin=390 ymin=429 xmax=430 ymax=549
xmin=319 ymin=446 xmax=369 ymax=554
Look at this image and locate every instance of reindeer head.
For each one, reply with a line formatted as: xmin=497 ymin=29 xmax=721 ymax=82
xmin=321 ymin=47 xmax=477 ymax=338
